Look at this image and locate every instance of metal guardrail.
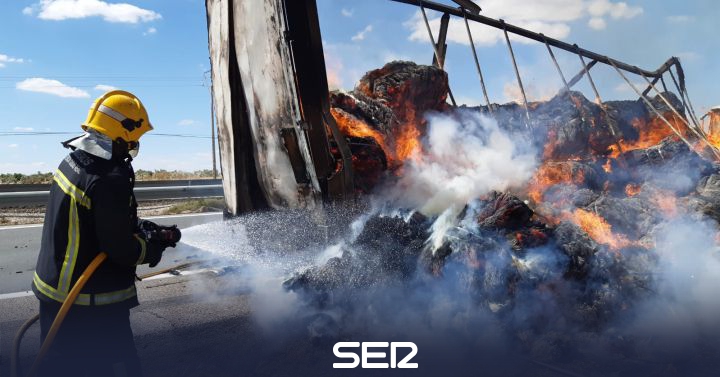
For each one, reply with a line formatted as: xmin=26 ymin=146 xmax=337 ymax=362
xmin=0 ymin=179 xmax=221 ymax=193
xmin=0 ymin=183 xmax=223 ymax=207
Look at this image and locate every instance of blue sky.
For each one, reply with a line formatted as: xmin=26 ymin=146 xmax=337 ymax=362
xmin=1 ymin=0 xmax=718 ymax=174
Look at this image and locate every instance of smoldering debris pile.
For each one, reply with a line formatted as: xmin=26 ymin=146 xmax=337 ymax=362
xmin=280 ymin=61 xmax=720 ymax=367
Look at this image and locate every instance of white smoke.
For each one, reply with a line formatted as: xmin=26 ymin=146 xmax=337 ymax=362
xmin=393 ymin=110 xmax=536 ymax=216
xmin=174 ymin=192 xmax=720 ymax=375
xmin=627 ymin=218 xmax=720 ymax=341
xmin=171 ymin=108 xmax=720 ymax=375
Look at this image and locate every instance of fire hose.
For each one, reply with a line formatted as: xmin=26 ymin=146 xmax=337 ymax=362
xmin=11 ymin=227 xmax=191 ymax=377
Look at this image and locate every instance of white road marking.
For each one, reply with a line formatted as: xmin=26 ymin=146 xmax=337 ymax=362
xmin=0 ymin=290 xmax=34 ymax=300
xmin=0 ymin=212 xmax=222 ymax=231
xmin=144 ymin=212 xmax=222 ymax=221
xmin=0 ymin=268 xmax=216 ymax=301
xmin=0 ymin=223 xmax=43 ymax=230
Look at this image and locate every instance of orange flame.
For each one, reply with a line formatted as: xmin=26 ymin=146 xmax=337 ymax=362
xmin=706 ymin=111 xmax=720 ymax=149
xmin=331 ymin=107 xmax=425 ymax=165
xmin=395 ymin=123 xmax=422 ymax=161
xmin=609 ymin=115 xmax=683 ymax=158
xmin=570 ymin=208 xmax=633 ymax=251
xmin=527 ymin=163 xmax=586 ymax=203
xmin=330 ymin=108 xmax=391 ymax=158
xmin=602 ymin=158 xmax=613 ymax=173
xmin=625 ymin=183 xmax=641 ymax=197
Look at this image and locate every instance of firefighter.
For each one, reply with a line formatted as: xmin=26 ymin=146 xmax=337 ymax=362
xmin=32 ymin=90 xmax=180 ymax=377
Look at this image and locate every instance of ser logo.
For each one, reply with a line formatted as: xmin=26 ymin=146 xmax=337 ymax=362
xmin=333 ymin=342 xmax=418 ymax=369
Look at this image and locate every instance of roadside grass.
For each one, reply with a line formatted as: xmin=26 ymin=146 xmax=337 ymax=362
xmin=162 ymin=198 xmax=224 ymax=215
xmin=134 ymin=169 xmax=215 ymax=181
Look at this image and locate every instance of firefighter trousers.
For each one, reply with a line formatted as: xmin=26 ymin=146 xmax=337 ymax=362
xmin=37 ymin=300 xmax=143 ymax=377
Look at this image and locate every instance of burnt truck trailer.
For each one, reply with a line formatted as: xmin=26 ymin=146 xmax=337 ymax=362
xmin=205 ymin=0 xmax=709 ymax=217
xmin=206 ymin=0 xmax=354 ymax=216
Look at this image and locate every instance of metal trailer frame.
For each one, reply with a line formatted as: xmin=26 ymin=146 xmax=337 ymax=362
xmin=391 ymin=0 xmax=681 ymax=79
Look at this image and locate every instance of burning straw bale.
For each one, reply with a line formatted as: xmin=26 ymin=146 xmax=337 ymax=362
xmin=476 ymin=191 xmax=534 ymax=231
xmin=471 ymin=192 xmax=552 ymax=251
xmin=330 ymin=91 xmax=397 ymax=140
xmin=622 ymin=137 xmax=714 ymax=193
xmin=287 ymin=61 xmax=720 ymax=365
xmin=329 ymin=62 xmax=699 ymax=199
xmin=354 ymin=60 xmax=449 ymax=125
xmin=324 ymin=59 xmax=718 ymax=270
xmin=690 ymin=173 xmax=720 ymax=222
xmin=553 ymin=222 xmax=599 ymax=279
xmin=330 ymin=61 xmax=449 ymax=164
xmin=531 ymin=91 xmax=610 ymax=158
xmin=582 ymin=195 xmax=658 ymax=240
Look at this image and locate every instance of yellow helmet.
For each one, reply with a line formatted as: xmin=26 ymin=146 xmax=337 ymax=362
xmin=83 ymin=90 xmax=153 ymax=143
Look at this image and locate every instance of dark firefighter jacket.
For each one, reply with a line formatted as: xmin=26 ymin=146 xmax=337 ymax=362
xmin=32 ymin=149 xmax=148 ymax=308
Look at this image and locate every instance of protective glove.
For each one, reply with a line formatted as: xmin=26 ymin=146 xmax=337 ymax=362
xmin=137 ymin=218 xmax=159 ymax=234
xmin=143 ymin=240 xmax=166 ymax=268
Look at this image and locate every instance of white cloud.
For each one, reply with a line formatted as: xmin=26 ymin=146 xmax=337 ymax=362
xmin=16 ymin=78 xmax=90 ymax=98
xmin=351 ymin=25 xmax=373 ymax=42
xmin=0 ymin=54 xmax=25 ymax=68
xmin=94 ymin=84 xmax=117 ymax=91
xmin=587 ymin=0 xmax=643 ymax=19
xmin=405 ymin=0 xmax=643 ymax=46
xmin=143 ymin=26 xmax=157 ymax=36
xmin=588 ymin=17 xmax=607 ymax=30
xmin=483 ymin=0 xmax=586 ymax=22
xmin=341 ymin=8 xmax=353 ymax=17
xmin=27 ymin=0 xmax=161 ymax=23
xmin=178 ymin=119 xmax=196 ymax=126
xmin=0 ymin=54 xmax=25 ymax=63
xmin=13 ymin=127 xmax=35 ymax=132
xmin=8 ymin=144 xmax=19 ymax=148
xmin=666 ymin=15 xmax=694 ymax=24
xmin=405 ymin=10 xmax=570 ymax=47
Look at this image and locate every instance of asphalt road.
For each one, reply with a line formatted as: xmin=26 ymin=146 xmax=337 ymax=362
xmin=0 ymin=211 xmax=460 ymax=377
xmin=0 ymin=270 xmax=439 ymax=377
xmin=2 ymin=212 xmax=717 ymax=377
xmin=0 ymin=208 xmax=363 ymax=377
xmin=0 ymin=212 xmax=223 ymax=295
xmin=0 ymin=270 xmax=363 ymax=377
